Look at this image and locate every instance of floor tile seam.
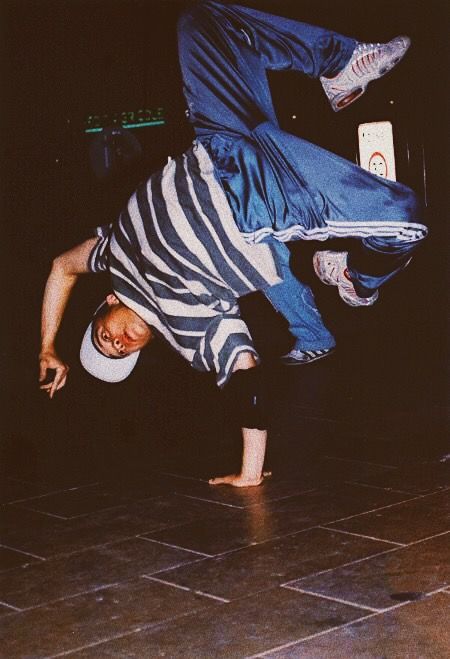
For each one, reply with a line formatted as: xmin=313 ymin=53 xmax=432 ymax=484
xmin=29 ymin=493 xmax=175 ymax=521
xmin=176 ymin=492 xmax=248 ymax=509
xmin=351 ymin=479 xmax=450 ymax=497
xmin=245 ymin=611 xmax=381 ymax=658
xmin=281 ymin=544 xmax=401 ymax=587
xmin=0 ymin=599 xmax=22 ymax=612
xmin=291 ymin=583 xmax=449 ymax=613
xmin=0 ymin=543 xmax=47 ymax=560
xmin=143 ymin=555 xmax=210 ymax=577
xmin=196 ymin=518 xmax=400 ymax=559
xmin=3 ymin=516 xmax=224 ymax=564
xmin=155 ymin=522 xmax=329 ymax=560
xmin=139 ymin=554 xmax=213 ymax=578
xmin=137 ymin=535 xmax=213 ymax=558
xmin=143 ymin=519 xmax=391 ymax=568
xmin=11 ymin=499 xmax=155 ymax=521
xmin=425 ymin=585 xmax=450 ymax=596
xmin=10 ymin=490 xmax=211 ymax=522
xmin=9 ymin=503 xmax=445 ymax=570
xmin=281 ymin=584 xmax=382 ymax=613
xmin=165 ymin=491 xmax=445 ymax=557
xmin=144 ymin=575 xmax=230 ymax=603
xmin=2 ymin=482 xmax=102 ymax=506
xmin=0 ymin=527 xmax=200 ymax=565
xmin=281 ymin=532 xmax=450 ymax=595
xmin=343 ymin=480 xmax=417 ymax=495
xmin=317 ymin=526 xmax=405 ymax=546
xmin=146 ymin=521 xmax=349 ymax=575
xmin=3 ymin=530 xmax=181 ymax=563
xmin=405 ymin=529 xmax=450 ymax=547
xmin=325 ymin=488 xmax=444 ymax=525
xmin=8 ymin=504 xmax=72 ymax=520
xmin=246 ymin=596 xmax=420 ymax=658
xmin=154 ymin=528 xmax=450 ymax=602
xmin=2 ymin=580 xmax=125 ymax=613
xmin=323 ymin=455 xmax=398 ymax=470
xmin=135 ymin=513 xmax=236 ymax=538
xmin=177 ymin=487 xmax=321 ymax=511
xmin=148 ymin=571 xmax=380 ymax=612
xmin=5 ymin=565 xmax=222 ymax=615
xmin=43 ymin=604 xmax=218 ymax=658
xmin=149 ymin=567 xmax=392 ymax=613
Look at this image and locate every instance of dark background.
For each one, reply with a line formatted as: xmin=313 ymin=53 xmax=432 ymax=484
xmin=2 ymin=0 xmax=448 ymax=484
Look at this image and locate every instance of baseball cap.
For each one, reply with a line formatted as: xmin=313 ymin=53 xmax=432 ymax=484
xmin=79 ymin=303 xmax=140 ymax=383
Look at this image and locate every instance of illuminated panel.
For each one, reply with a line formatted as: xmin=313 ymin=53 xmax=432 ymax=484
xmin=84 ymin=108 xmax=166 ymax=133
xmin=358 ymin=121 xmax=397 ymax=181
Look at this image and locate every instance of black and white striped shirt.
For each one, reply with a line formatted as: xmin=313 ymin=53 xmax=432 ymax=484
xmin=88 ymin=140 xmax=282 ymax=386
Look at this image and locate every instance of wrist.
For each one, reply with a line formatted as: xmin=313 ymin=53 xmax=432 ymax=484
xmin=40 ymin=344 xmax=55 ymax=357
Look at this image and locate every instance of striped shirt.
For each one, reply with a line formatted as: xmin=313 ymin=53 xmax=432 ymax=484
xmin=88 ymin=140 xmax=282 ymax=386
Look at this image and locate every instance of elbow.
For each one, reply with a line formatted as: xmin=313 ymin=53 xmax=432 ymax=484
xmin=232 ymin=351 xmax=258 ymax=373
xmin=51 ymin=255 xmax=66 ymax=274
xmin=50 ymin=254 xmax=79 ymax=280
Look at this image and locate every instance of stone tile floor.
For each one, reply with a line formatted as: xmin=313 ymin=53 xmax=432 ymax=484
xmin=1 ymin=450 xmax=448 ymax=658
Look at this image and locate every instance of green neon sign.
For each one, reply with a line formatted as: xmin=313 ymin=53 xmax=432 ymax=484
xmin=84 ymin=108 xmax=165 ymax=133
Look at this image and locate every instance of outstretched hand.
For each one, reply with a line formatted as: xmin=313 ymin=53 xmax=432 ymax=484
xmin=39 ymin=350 xmax=69 ymax=398
xmin=209 ymin=471 xmax=272 ymax=488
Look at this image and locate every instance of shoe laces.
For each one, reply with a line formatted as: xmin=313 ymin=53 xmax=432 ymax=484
xmin=354 ymin=42 xmax=383 ymax=56
xmin=352 ymin=42 xmax=386 ymax=70
xmin=288 ymin=349 xmax=306 ymax=358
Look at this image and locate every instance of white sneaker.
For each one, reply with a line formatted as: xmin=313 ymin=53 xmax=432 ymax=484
xmin=320 ymin=36 xmax=411 ymax=111
xmin=313 ymin=251 xmax=379 ymax=307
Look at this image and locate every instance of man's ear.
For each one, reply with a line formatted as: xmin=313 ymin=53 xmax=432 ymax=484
xmin=105 ymin=293 xmax=120 ymax=306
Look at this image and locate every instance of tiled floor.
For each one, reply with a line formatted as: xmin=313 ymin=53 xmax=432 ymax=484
xmin=1 ymin=427 xmax=449 ymax=657
xmin=2 ymin=281 xmax=449 ymax=657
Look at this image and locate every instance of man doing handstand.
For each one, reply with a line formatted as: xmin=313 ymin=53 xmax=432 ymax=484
xmin=39 ymin=2 xmax=427 ymax=487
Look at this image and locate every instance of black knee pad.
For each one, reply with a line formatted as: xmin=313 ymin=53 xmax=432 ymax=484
xmin=223 ymin=366 xmax=267 ymax=430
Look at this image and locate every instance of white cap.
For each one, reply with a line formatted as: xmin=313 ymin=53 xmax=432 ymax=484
xmin=79 ymin=314 xmax=140 ymax=383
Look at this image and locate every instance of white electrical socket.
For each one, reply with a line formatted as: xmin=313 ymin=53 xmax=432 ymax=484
xmin=358 ymin=121 xmax=397 ymax=181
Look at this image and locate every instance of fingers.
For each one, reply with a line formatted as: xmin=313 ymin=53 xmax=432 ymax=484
xmin=208 ymin=475 xmax=237 ymax=486
xmin=49 ymin=366 xmax=68 ymax=399
xmin=39 ymin=365 xmax=69 ymax=398
xmin=208 ymin=474 xmax=265 ymax=487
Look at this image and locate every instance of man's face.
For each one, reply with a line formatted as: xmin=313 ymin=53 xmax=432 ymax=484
xmin=93 ymin=301 xmax=152 ymax=358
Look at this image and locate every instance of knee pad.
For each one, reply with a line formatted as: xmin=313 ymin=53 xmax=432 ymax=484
xmin=223 ymin=366 xmax=267 ymax=430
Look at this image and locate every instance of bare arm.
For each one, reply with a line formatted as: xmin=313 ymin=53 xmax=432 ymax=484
xmin=39 ymin=237 xmax=98 ymax=398
xmin=209 ymin=352 xmax=269 ymax=488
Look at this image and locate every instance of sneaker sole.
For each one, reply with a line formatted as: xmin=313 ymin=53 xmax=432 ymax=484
xmin=280 ymin=350 xmax=334 ymax=366
xmin=338 ymin=287 xmax=379 ymax=307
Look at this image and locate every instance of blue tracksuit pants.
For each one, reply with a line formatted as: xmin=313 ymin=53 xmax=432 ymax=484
xmin=177 ymin=2 xmax=427 ymax=350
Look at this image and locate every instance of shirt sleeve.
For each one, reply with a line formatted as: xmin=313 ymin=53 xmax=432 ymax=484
xmin=87 ymin=224 xmax=113 ymax=273
xmin=192 ymin=314 xmax=260 ymax=388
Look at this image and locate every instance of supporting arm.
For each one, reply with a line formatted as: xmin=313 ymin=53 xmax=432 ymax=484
xmin=209 ymin=352 xmax=269 ymax=488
